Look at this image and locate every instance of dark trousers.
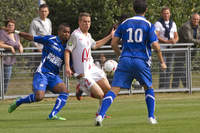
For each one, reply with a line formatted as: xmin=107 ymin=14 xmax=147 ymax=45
xmin=172 ymin=51 xmax=186 ymax=88
xmin=159 ymin=52 xmax=174 ymax=89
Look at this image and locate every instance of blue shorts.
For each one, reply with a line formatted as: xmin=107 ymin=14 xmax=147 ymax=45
xmin=112 ymin=57 xmax=152 ymax=89
xmin=32 ymin=72 xmax=63 ymax=92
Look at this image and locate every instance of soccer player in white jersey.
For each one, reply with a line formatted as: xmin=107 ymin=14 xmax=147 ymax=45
xmin=65 ymin=12 xmax=115 ymax=118
xmin=95 ymin=0 xmax=167 ymax=126
xmin=8 ymin=23 xmax=71 ymax=120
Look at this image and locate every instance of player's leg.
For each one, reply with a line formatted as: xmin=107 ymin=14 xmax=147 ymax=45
xmin=47 ymin=74 xmax=69 ymax=120
xmin=96 ymin=77 xmax=111 ymax=95
xmin=143 ymin=85 xmax=157 ymax=124
xmin=95 ymin=86 xmax=119 ymax=126
xmin=8 ymin=72 xmax=47 ymax=113
xmin=95 ymin=57 xmax=134 ymax=126
xmin=135 ymin=60 xmax=157 ymax=124
xmin=96 ymin=77 xmax=111 ymax=118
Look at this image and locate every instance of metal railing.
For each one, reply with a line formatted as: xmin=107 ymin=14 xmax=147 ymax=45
xmin=1 ymin=43 xmax=199 ymax=100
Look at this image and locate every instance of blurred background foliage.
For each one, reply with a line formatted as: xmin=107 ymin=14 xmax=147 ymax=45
xmin=0 ymin=0 xmax=200 ymax=46
xmin=0 ymin=0 xmax=38 ymax=46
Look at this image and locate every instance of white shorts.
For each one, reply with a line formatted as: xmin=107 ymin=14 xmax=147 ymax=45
xmin=77 ymin=65 xmax=106 ymax=95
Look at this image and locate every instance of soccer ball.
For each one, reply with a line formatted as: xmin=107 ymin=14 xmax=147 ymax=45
xmin=103 ymin=60 xmax=118 ymax=73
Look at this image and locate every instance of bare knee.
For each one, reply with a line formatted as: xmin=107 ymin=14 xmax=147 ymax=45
xmin=52 ymin=83 xmax=69 ymax=94
xmin=35 ymin=91 xmax=45 ymax=101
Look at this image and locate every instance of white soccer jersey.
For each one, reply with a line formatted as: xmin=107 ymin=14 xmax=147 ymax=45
xmin=66 ymin=28 xmax=96 ymax=74
xmin=154 ymin=21 xmax=177 ymax=49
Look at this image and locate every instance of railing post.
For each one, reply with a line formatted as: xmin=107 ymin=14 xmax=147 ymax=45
xmin=0 ymin=50 xmax=4 ymax=100
xmin=186 ymin=47 xmax=192 ymax=94
xmin=63 ymin=66 xmax=69 ymax=91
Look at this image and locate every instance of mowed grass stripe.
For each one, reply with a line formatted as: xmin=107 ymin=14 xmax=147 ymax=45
xmin=0 ymin=93 xmax=200 ymax=133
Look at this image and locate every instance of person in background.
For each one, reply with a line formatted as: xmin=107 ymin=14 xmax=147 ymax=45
xmin=154 ymin=7 xmax=179 ymax=89
xmin=29 ymin=4 xmax=52 ymax=72
xmin=0 ymin=19 xmax=23 ymax=95
xmin=172 ymin=13 xmax=200 ymax=88
xmin=95 ymin=0 xmax=166 ymax=126
xmin=95 ymin=53 xmax=107 ymax=69
xmin=30 ymin=4 xmax=52 ymax=52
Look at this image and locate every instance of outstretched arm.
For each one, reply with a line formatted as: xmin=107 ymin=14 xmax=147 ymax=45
xmin=92 ymin=28 xmax=115 ymax=49
xmin=111 ymin=36 xmax=121 ymax=58
xmin=17 ymin=31 xmax=34 ymax=41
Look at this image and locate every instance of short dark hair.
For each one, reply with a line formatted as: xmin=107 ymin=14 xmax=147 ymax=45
xmin=39 ymin=4 xmax=49 ymax=10
xmin=161 ymin=6 xmax=170 ymax=13
xmin=4 ymin=18 xmax=16 ymax=26
xmin=79 ymin=12 xmax=91 ymax=21
xmin=133 ymin=0 xmax=147 ymax=14
xmin=58 ymin=23 xmax=70 ymax=32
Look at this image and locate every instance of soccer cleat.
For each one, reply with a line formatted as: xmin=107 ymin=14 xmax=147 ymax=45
xmin=76 ymin=84 xmax=83 ymax=101
xmin=8 ymin=97 xmax=21 ymax=113
xmin=95 ymin=115 xmax=103 ymax=126
xmin=148 ymin=117 xmax=158 ymax=124
xmin=96 ymin=113 xmax=111 ymax=119
xmin=47 ymin=115 xmax=66 ymax=121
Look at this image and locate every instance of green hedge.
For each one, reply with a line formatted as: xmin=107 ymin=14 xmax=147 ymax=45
xmin=0 ymin=0 xmax=199 ymax=44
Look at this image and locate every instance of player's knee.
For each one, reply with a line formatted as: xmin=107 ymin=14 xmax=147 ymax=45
xmin=35 ymin=92 xmax=45 ymax=101
xmin=35 ymin=95 xmax=44 ymax=101
xmin=91 ymin=92 xmax=104 ymax=99
xmin=99 ymin=93 xmax=104 ymax=99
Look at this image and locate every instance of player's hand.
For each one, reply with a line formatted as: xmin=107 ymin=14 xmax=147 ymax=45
xmin=160 ymin=62 xmax=167 ymax=71
xmin=65 ymin=67 xmax=73 ymax=78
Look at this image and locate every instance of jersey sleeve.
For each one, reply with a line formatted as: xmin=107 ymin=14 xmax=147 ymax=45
xmin=33 ymin=36 xmax=49 ymax=45
xmin=66 ymin=33 xmax=76 ymax=52
xmin=148 ymin=24 xmax=158 ymax=45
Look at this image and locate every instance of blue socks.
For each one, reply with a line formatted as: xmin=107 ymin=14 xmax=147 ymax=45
xmin=16 ymin=94 xmax=36 ymax=106
xmin=98 ymin=91 xmax=116 ymax=118
xmin=145 ymin=88 xmax=155 ymax=118
xmin=49 ymin=92 xmax=69 ymax=118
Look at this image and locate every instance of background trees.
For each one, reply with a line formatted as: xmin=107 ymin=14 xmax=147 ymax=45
xmin=0 ymin=0 xmax=199 ymax=46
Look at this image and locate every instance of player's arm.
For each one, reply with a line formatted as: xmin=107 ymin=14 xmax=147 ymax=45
xmin=152 ymin=42 xmax=167 ymax=71
xmin=111 ymin=36 xmax=121 ymax=58
xmin=92 ymin=28 xmax=115 ymax=49
xmin=64 ymin=49 xmax=73 ymax=78
xmin=17 ymin=31 xmax=34 ymax=41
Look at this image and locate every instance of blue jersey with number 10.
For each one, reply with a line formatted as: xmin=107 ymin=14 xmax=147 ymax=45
xmin=115 ymin=16 xmax=158 ymax=65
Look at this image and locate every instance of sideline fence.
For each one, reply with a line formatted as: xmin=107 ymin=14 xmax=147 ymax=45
xmin=1 ymin=43 xmax=199 ymax=100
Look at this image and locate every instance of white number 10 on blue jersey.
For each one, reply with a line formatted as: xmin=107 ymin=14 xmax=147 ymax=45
xmin=127 ymin=28 xmax=143 ymax=43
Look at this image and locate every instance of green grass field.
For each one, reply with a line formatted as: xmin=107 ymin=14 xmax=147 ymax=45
xmin=0 ymin=92 xmax=200 ymax=133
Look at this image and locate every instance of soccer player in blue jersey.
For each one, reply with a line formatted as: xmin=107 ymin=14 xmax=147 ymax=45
xmin=95 ymin=0 xmax=167 ymax=126
xmin=8 ymin=23 xmax=71 ymax=120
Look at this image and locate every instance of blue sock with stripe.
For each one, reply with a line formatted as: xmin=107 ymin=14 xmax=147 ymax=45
xmin=49 ymin=92 xmax=69 ymax=118
xmin=16 ymin=94 xmax=36 ymax=106
xmin=98 ymin=91 xmax=116 ymax=118
xmin=145 ymin=88 xmax=155 ymax=118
